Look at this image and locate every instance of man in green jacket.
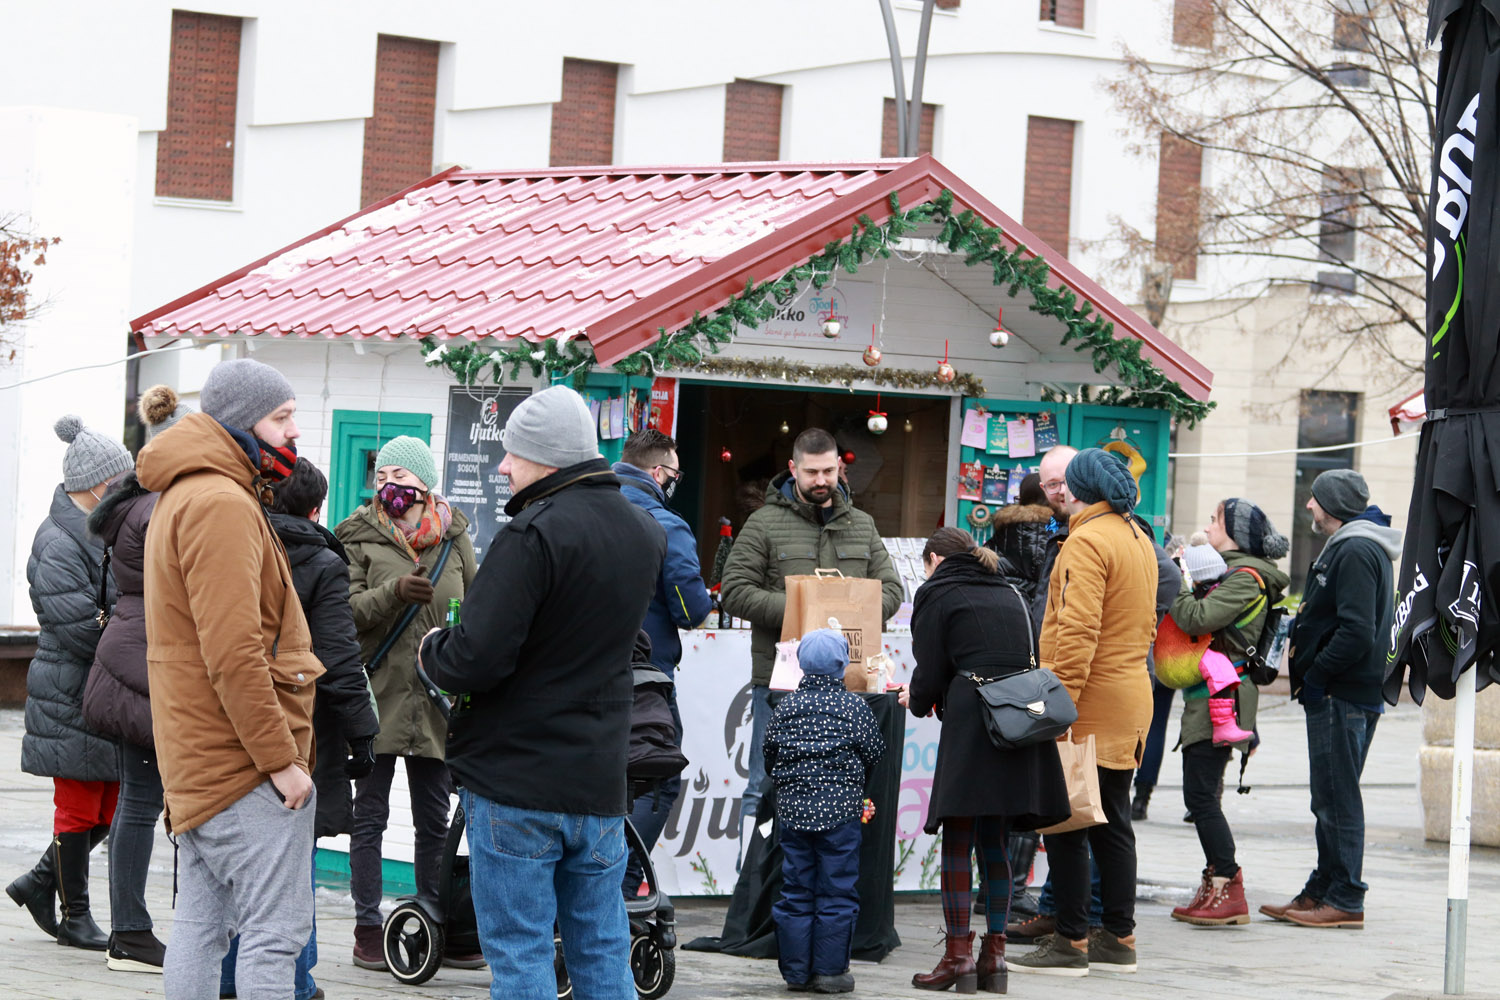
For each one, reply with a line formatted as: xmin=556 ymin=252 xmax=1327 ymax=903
xmin=719 ymin=428 xmax=903 ymax=838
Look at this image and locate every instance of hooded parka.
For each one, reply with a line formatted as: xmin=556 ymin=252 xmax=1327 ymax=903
xmin=81 ymin=472 xmax=157 ymax=749
xmin=335 ymin=503 xmax=476 ymax=759
xmin=719 ymin=472 xmax=904 ymax=687
xmin=23 ymin=484 xmax=119 ymax=782
xmin=137 ymin=413 xmax=325 ymax=834
xmin=1039 ymin=501 xmax=1160 ymax=770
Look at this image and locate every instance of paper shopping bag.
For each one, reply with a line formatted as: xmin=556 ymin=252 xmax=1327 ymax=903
xmin=1036 ymin=733 xmax=1107 ymax=835
xmin=781 ymin=570 xmax=885 ymax=691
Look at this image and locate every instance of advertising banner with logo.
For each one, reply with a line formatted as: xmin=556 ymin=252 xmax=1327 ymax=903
xmin=443 ymin=386 xmax=530 ymax=562
xmin=733 ymin=280 xmax=876 ymax=350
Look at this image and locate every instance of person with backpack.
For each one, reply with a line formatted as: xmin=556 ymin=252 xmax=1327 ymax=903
xmin=1165 ymin=499 xmax=1289 ymax=926
xmin=335 ymin=436 xmax=478 ymax=970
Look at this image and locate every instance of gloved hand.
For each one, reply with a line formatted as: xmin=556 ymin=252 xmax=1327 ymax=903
xmin=394 ymin=568 xmax=434 ymax=605
xmin=345 ymin=736 xmax=377 ymax=780
xmin=1297 ymin=683 xmax=1326 ymax=708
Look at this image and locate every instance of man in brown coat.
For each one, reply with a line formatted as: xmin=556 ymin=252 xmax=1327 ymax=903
xmin=138 ymin=359 xmax=324 ymax=1000
xmin=1012 ymin=448 xmax=1158 ymax=978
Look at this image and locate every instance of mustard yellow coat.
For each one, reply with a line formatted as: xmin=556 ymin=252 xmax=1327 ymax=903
xmin=1039 ymin=502 xmax=1160 ymax=770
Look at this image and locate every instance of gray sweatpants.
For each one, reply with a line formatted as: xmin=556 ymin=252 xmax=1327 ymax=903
xmin=164 ymin=781 xmax=316 ymax=1000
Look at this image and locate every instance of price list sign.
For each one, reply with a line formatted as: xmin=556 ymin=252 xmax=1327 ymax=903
xmin=443 ymin=386 xmax=530 ymax=562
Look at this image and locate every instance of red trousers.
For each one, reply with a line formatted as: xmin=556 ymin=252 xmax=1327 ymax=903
xmin=53 ymin=779 xmax=118 ymax=835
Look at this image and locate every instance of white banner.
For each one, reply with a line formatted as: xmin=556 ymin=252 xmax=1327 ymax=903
xmin=732 ymin=280 xmax=876 ymax=351
xmin=650 ymin=629 xmax=946 ymax=896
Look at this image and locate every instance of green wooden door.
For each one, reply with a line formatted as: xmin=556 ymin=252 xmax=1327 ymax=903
xmin=329 ymin=410 xmax=433 ymax=525
xmin=1067 ymin=405 xmax=1171 ymax=541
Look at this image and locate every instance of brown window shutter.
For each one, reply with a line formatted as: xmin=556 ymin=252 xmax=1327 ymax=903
xmin=1040 ymin=0 xmax=1086 ymax=29
xmin=1155 ymin=133 xmax=1203 ymax=281
xmin=550 ymin=58 xmax=618 ymax=167
xmin=723 ymin=80 xmax=784 ymax=161
xmin=361 ymin=35 xmax=440 ymax=207
xmin=1022 ymin=116 xmax=1076 ymax=252
xmin=155 ymin=11 xmax=241 ymax=201
xmin=1173 ymin=0 xmax=1214 ymax=47
xmin=880 ymin=99 xmax=937 ymax=158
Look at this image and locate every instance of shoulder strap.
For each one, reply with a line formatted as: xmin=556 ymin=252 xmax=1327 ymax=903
xmin=95 ymin=549 xmax=112 ymax=627
xmin=1229 ymin=566 xmax=1269 ymax=630
xmin=1006 ymin=582 xmax=1038 ymax=669
xmin=366 ymin=534 xmax=458 ymax=674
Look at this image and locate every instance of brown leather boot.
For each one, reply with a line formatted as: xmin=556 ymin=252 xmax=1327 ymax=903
xmin=912 ymin=931 xmax=977 ymax=993
xmin=1171 ymin=866 xmax=1215 ymax=922
xmin=1173 ymin=869 xmax=1249 ymax=926
xmin=975 ymin=933 xmax=1006 ymax=994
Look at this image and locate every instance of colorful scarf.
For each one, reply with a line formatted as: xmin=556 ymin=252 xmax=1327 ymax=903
xmin=374 ymin=492 xmax=453 ymax=561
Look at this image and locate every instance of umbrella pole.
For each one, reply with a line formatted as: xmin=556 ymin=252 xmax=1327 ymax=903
xmin=1444 ymin=666 xmax=1477 ymax=994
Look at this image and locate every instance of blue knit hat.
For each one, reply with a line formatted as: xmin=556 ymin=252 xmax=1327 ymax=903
xmin=798 ymin=628 xmax=850 ymax=677
xmin=376 ymin=435 xmax=438 ymax=492
xmin=1065 ymin=448 xmax=1137 ymax=513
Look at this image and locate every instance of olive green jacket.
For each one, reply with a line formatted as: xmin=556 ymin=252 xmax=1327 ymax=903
xmin=335 ymin=505 xmax=478 ymax=758
xmin=1168 ymin=550 xmax=1289 ymax=748
xmin=719 ymin=472 xmax=904 ymax=687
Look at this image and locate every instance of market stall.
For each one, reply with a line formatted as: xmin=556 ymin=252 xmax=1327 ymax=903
xmin=130 ymin=156 xmax=1213 ymax=895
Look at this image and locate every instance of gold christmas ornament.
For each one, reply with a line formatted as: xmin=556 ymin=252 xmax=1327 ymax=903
xmin=904 ymin=417 xmax=914 ymax=433
xmin=936 ymin=361 xmax=956 ymax=384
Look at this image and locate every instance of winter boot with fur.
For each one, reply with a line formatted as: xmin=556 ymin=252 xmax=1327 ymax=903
xmin=912 ymin=931 xmax=977 ymax=993
xmin=53 ymin=833 xmax=108 ymax=950
xmin=1209 ymin=699 xmax=1255 ymax=745
xmin=976 ymin=933 xmax=1007 ymax=994
xmin=1172 ymin=868 xmax=1249 ymax=925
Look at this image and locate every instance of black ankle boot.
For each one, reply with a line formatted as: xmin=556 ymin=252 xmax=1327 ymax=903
xmin=53 ymin=833 xmax=108 ymax=950
xmin=5 ymin=846 xmax=58 ymax=938
xmin=1131 ymin=785 xmax=1152 ymax=821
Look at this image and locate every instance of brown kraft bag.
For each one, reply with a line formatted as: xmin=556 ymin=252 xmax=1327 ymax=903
xmin=781 ymin=569 xmax=885 ymax=692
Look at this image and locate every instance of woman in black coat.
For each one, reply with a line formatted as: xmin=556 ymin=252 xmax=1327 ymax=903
xmin=900 ymin=527 xmax=1069 ymax=994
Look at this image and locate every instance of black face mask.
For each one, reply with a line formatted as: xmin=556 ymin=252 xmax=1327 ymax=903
xmin=662 ymin=473 xmax=681 ymax=501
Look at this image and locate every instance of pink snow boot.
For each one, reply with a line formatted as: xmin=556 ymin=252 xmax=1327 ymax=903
xmin=1209 ymin=698 xmax=1254 ymax=745
xmin=1198 ymin=650 xmax=1241 ymax=696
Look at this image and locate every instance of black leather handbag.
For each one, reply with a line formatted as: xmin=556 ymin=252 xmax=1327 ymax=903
xmin=960 ymin=584 xmax=1078 ymax=750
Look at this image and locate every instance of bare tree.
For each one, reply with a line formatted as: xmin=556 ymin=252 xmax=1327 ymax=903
xmin=1104 ymin=0 xmax=1435 ymax=374
xmin=0 ymin=213 xmax=60 ymax=362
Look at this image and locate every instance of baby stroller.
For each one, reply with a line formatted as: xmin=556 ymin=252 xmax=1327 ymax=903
xmin=383 ymin=652 xmax=679 ymax=999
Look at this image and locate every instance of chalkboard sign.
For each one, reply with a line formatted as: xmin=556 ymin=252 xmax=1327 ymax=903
xmin=443 ymin=386 xmax=530 ymax=562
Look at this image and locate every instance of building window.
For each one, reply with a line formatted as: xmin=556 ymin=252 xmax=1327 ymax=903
xmin=1040 ymin=0 xmax=1085 ymax=29
xmin=1155 ymin=133 xmax=1203 ymax=281
xmin=1333 ymin=2 xmax=1372 ymax=51
xmin=1291 ymin=390 xmax=1361 ymax=594
xmin=880 ymin=99 xmax=936 ymax=157
xmin=550 ymin=58 xmax=619 ymax=167
xmin=1328 ymin=62 xmax=1370 ymax=87
xmin=1023 ymin=116 xmax=1076 ymax=252
xmin=1316 ymin=168 xmax=1360 ymax=294
xmin=155 ymin=10 xmax=242 ymax=202
xmin=1173 ymin=0 xmax=1214 ymax=47
xmin=935 ymin=0 xmax=961 ymax=8
xmin=723 ymin=80 xmax=783 ymax=162
xmin=361 ymin=35 xmax=439 ymax=208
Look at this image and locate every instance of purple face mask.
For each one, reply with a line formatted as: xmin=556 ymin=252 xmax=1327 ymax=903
xmin=377 ymin=482 xmax=423 ymax=518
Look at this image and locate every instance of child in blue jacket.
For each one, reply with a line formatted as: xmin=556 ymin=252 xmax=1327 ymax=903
xmin=764 ymin=629 xmax=886 ymax=993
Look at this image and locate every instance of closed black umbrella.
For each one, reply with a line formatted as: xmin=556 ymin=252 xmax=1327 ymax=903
xmin=1385 ymin=1 xmax=1500 ymax=991
xmin=1386 ymin=0 xmax=1500 ymax=704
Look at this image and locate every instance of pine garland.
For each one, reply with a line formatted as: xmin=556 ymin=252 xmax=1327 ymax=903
xmin=420 ymin=189 xmax=1214 ymax=426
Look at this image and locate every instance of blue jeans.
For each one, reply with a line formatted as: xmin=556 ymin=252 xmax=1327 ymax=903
xmin=463 ymin=791 xmax=634 ymax=1000
xmin=624 ymin=692 xmax=684 ymax=892
xmin=1036 ymin=846 xmax=1103 ymax=926
xmin=741 ymin=685 xmax=773 ymax=824
xmin=219 ymin=847 xmax=318 ymax=1000
xmin=774 ymin=819 xmax=862 ymax=984
xmin=1302 ymin=695 xmax=1380 ymax=913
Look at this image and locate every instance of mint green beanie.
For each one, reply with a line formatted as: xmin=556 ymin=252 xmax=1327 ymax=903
xmin=375 ymin=436 xmax=438 ymax=492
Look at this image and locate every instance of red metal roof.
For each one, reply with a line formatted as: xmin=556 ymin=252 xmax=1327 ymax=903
xmin=132 ymin=156 xmax=1213 ymax=401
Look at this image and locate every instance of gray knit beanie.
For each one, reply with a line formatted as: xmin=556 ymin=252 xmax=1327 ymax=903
xmin=55 ymin=415 xmax=133 ymax=492
xmin=1221 ymin=498 xmax=1290 ymax=560
xmin=1311 ymin=469 xmax=1370 ymax=523
xmin=500 ymin=385 xmax=600 ymax=469
xmin=200 ymin=359 xmax=295 ymax=432
xmin=137 ymin=384 xmax=196 ymax=442
xmin=1181 ymin=544 xmax=1228 ymax=585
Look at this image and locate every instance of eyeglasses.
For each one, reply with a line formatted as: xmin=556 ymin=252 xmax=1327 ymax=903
xmin=1041 ymin=478 xmax=1067 ymax=495
xmin=654 ymin=464 xmax=683 ymax=482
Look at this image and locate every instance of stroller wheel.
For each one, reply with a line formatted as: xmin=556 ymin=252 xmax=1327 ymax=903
xmin=384 ymin=900 xmax=445 ymax=986
xmin=555 ymin=933 xmax=573 ymax=1000
xmin=630 ymin=931 xmax=675 ymax=1000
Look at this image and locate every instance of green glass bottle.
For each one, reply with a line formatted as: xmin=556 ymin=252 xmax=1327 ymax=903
xmin=446 ymin=597 xmax=462 ymax=627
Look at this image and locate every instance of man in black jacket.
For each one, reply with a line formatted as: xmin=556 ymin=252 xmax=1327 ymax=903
xmin=1266 ymin=470 xmax=1401 ymax=930
xmin=420 ymin=386 xmax=665 ymax=999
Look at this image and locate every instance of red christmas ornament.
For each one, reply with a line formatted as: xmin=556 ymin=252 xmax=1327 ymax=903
xmin=719 ymin=446 xmax=733 ymax=463
xmin=936 ymin=338 xmax=956 ymax=383
xmin=841 ymin=449 xmax=857 ymax=465
xmin=863 ymin=345 xmax=882 ymax=367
